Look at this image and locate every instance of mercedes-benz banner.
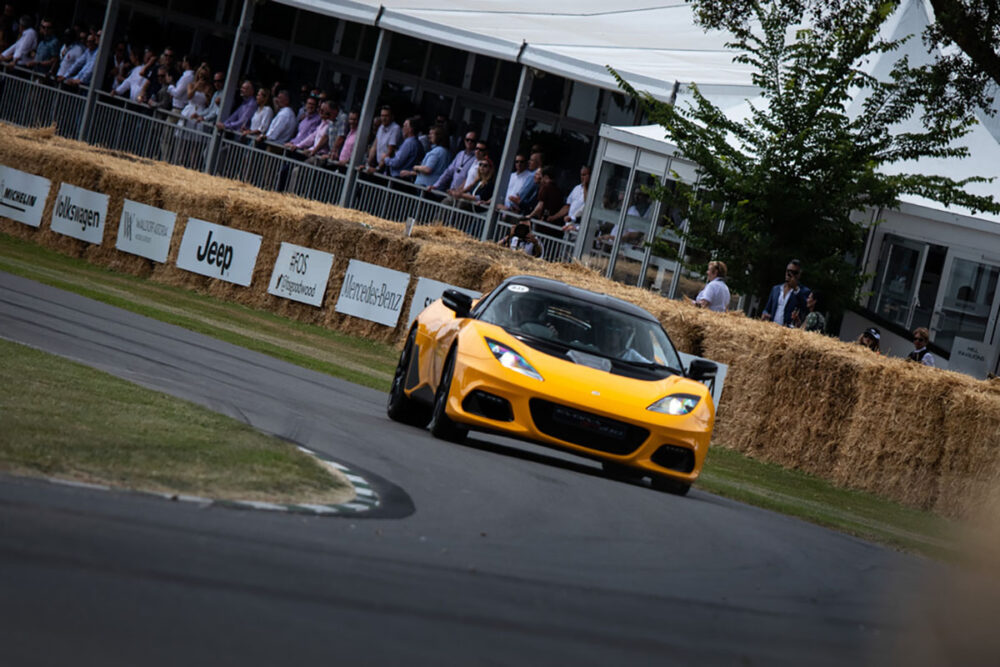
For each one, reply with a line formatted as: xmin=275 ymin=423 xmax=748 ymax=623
xmin=335 ymin=259 xmax=410 ymax=327
xmin=0 ymin=165 xmax=51 ymax=228
xmin=175 ymin=217 xmax=262 ymax=286
xmin=267 ymin=241 xmax=334 ymax=307
xmin=116 ymin=199 xmax=177 ymax=263
xmin=406 ymin=277 xmax=481 ymax=327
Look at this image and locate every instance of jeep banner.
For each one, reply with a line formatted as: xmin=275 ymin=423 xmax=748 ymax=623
xmin=266 ymin=241 xmax=334 ymax=307
xmin=0 ymin=165 xmax=51 ymax=229
xmin=335 ymin=259 xmax=410 ymax=327
xmin=175 ymin=217 xmax=261 ymax=286
xmin=115 ymin=199 xmax=176 ymax=263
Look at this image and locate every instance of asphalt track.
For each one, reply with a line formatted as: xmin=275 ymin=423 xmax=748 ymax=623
xmin=0 ymin=270 xmax=939 ymax=666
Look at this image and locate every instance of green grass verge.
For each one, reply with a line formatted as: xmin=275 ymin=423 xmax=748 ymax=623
xmin=0 ymin=338 xmax=353 ymax=504
xmin=0 ymin=231 xmax=959 ymax=557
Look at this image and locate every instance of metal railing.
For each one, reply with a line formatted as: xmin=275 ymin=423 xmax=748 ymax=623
xmin=0 ymin=68 xmax=580 ymax=264
xmin=212 ymin=137 xmax=346 ymax=203
xmin=0 ymin=67 xmax=85 ymax=138
xmin=351 ymin=173 xmax=487 ymax=237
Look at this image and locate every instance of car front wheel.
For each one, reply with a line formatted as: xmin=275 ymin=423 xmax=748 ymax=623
xmin=651 ymin=474 xmax=691 ymax=496
xmin=387 ymin=329 xmax=431 ymax=427
xmin=427 ymin=348 xmax=467 ymax=443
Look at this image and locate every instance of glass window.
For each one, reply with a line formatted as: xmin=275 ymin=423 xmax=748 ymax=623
xmin=566 ymin=82 xmax=599 ymax=123
xmin=606 ymin=92 xmax=637 ymax=126
xmin=295 ymin=13 xmax=338 ymax=51
xmin=581 ymin=162 xmax=630 ymax=276
xmin=611 ymin=172 xmax=657 ymax=285
xmin=470 ymin=55 xmax=496 ymax=94
xmin=530 ymin=74 xmax=566 ymax=114
xmin=868 ymin=235 xmax=927 ymax=329
xmin=647 ymin=179 xmax=684 ymax=296
xmin=426 ymin=44 xmax=466 ymax=88
xmin=339 ymin=23 xmax=365 ymax=59
xmin=386 ymin=35 xmax=426 ymax=76
xmin=935 ymin=258 xmax=1000 ymax=352
xmin=171 ymin=0 xmax=217 ymax=20
xmin=252 ymin=1 xmax=295 ymax=40
xmin=912 ymin=244 xmax=946 ymax=330
xmin=495 ymin=61 xmax=520 ymax=101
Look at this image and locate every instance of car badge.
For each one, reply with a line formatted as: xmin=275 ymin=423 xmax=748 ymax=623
xmin=592 ymin=390 xmax=600 ymax=396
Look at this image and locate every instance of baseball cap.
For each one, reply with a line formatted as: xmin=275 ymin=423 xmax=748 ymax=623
xmin=864 ymin=327 xmax=881 ymax=341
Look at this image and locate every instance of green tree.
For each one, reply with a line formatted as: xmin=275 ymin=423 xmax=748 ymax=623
xmin=613 ymin=0 xmax=1000 ymax=316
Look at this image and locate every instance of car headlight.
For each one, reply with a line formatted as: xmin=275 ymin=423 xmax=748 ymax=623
xmin=486 ymin=338 xmax=543 ymax=381
xmin=647 ymin=393 xmax=700 ymax=415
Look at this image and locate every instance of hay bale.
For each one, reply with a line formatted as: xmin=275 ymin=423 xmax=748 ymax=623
xmin=3 ymin=122 xmax=999 ymax=518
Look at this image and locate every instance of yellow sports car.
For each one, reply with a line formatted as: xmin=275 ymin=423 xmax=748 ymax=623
xmin=387 ymin=275 xmax=717 ymax=495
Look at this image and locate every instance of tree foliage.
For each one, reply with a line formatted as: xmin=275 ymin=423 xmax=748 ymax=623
xmin=612 ymin=0 xmax=1000 ymax=315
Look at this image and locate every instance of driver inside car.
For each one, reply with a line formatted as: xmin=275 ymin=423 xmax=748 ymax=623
xmin=510 ymin=296 xmax=557 ymax=338
xmin=603 ymin=321 xmax=652 ymax=364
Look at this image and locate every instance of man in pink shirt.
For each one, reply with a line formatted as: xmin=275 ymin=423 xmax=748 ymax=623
xmin=334 ymin=111 xmax=360 ymax=167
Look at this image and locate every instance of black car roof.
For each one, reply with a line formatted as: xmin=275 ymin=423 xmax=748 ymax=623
xmin=502 ymin=275 xmax=660 ymax=323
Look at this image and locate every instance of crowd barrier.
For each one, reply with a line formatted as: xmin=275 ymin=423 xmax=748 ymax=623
xmin=0 ymin=68 xmax=576 ymax=261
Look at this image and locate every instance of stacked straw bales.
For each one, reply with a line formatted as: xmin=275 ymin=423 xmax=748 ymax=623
xmin=2 ymin=123 xmax=999 ymax=518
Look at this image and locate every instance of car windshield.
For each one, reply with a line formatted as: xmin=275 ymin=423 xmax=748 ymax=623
xmin=478 ymin=284 xmax=683 ymax=372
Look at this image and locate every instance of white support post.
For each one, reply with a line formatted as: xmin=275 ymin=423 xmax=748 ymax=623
xmin=339 ymin=29 xmax=391 ymax=209
xmin=481 ymin=65 xmax=533 ymax=243
xmin=77 ymin=0 xmax=119 ymax=143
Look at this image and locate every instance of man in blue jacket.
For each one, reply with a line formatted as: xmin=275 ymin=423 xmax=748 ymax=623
xmin=761 ymin=259 xmax=811 ymax=327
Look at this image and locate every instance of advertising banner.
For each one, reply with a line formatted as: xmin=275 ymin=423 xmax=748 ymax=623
xmin=406 ymin=277 xmax=481 ymax=327
xmin=678 ymin=352 xmax=728 ymax=409
xmin=267 ymin=242 xmax=334 ymax=307
xmin=0 ymin=165 xmax=51 ymax=228
xmin=175 ymin=217 xmax=261 ymax=286
xmin=949 ymin=336 xmax=990 ymax=378
xmin=50 ymin=183 xmax=109 ymax=245
xmin=115 ymin=199 xmax=176 ymax=263
xmin=335 ymin=259 xmax=410 ymax=327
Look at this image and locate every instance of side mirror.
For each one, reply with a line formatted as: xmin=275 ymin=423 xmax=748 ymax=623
xmin=442 ymin=289 xmax=473 ymax=318
xmin=686 ymin=358 xmax=717 ymax=383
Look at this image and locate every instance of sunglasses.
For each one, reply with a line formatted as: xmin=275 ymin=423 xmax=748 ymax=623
xmin=914 ymin=336 xmax=927 ymax=342
xmin=786 ymin=269 xmax=800 ymax=276
xmin=464 ymin=137 xmax=475 ymax=143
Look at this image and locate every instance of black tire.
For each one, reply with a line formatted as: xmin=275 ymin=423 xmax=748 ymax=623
xmin=651 ymin=475 xmax=691 ymax=496
xmin=387 ymin=329 xmax=431 ymax=427
xmin=427 ymin=348 xmax=467 ymax=443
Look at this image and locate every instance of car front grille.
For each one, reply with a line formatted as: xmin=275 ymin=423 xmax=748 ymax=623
xmin=528 ymin=398 xmax=649 ymax=455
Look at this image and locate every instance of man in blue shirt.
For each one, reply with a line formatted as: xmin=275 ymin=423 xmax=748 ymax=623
xmin=59 ymin=30 xmax=98 ymax=88
xmin=382 ymin=116 xmax=424 ymax=178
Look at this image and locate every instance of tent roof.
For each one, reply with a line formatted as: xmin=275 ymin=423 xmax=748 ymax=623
xmin=275 ymin=0 xmax=758 ymax=100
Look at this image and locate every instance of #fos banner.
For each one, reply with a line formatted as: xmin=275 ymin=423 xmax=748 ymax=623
xmin=335 ymin=259 xmax=410 ymax=327
xmin=0 ymin=165 xmax=51 ymax=228
xmin=175 ymin=217 xmax=261 ymax=286
xmin=115 ymin=199 xmax=176 ymax=263
xmin=267 ymin=242 xmax=334 ymax=307
xmin=50 ymin=183 xmax=109 ymax=245
xmin=406 ymin=277 xmax=481 ymax=327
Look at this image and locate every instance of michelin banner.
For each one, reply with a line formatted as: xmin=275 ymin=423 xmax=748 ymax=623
xmin=0 ymin=166 xmax=51 ymax=228
xmin=406 ymin=277 xmax=481 ymax=327
xmin=50 ymin=183 xmax=109 ymax=245
xmin=267 ymin=241 xmax=334 ymax=307
xmin=116 ymin=199 xmax=176 ymax=263
xmin=176 ymin=217 xmax=261 ymax=286
xmin=335 ymin=259 xmax=410 ymax=327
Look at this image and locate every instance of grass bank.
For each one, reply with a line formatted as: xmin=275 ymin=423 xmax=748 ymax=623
xmin=0 ymin=232 xmax=958 ymax=557
xmin=0 ymin=338 xmax=353 ymax=504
